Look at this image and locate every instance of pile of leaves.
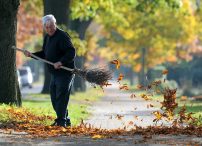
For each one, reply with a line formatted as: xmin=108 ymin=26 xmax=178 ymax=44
xmin=0 ymin=112 xmax=202 ymax=138
xmin=0 ymin=107 xmax=54 ymax=125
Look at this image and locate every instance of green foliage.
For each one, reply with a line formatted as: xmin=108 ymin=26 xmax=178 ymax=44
xmin=21 ymin=0 xmax=43 ymax=16
xmin=71 ymin=0 xmax=115 ymax=20
xmin=96 ymin=0 xmax=198 ymax=72
xmin=135 ymin=0 xmax=182 ymax=13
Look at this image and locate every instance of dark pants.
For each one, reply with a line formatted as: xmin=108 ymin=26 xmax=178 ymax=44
xmin=50 ymin=74 xmax=74 ymax=126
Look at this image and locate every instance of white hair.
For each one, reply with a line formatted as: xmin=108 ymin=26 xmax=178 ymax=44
xmin=42 ymin=14 xmax=56 ymax=26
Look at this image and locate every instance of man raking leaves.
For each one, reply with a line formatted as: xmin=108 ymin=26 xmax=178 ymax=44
xmin=13 ymin=14 xmax=112 ymax=127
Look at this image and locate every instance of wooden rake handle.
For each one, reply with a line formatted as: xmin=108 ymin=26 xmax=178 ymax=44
xmin=12 ymin=46 xmax=74 ymax=72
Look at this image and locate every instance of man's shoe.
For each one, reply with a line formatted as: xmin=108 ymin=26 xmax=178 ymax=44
xmin=66 ymin=122 xmax=71 ymax=127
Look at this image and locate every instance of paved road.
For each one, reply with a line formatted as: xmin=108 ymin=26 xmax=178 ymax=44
xmin=20 ymin=84 xmax=43 ymax=95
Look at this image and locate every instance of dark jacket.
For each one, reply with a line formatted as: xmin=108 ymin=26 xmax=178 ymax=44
xmin=33 ymin=28 xmax=76 ymax=76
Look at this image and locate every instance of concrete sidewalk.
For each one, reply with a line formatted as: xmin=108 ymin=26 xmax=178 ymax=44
xmin=84 ymin=83 xmax=166 ymax=129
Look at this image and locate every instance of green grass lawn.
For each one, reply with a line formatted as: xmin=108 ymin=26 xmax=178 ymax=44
xmin=177 ymin=100 xmax=202 ymax=123
xmin=0 ymin=88 xmax=104 ymax=126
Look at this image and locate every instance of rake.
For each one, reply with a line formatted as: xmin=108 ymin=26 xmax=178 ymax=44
xmin=12 ymin=46 xmax=112 ymax=86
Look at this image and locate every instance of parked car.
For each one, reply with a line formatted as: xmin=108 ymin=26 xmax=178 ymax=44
xmin=18 ymin=66 xmax=33 ymax=88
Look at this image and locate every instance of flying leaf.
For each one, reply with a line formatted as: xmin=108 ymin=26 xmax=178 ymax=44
xmin=134 ymin=116 xmax=138 ymax=120
xmin=130 ymin=93 xmax=136 ymax=99
xmin=103 ymin=82 xmax=112 ymax=87
xmin=119 ymin=85 xmax=129 ymax=90
xmin=137 ymin=84 xmax=144 ymax=89
xmin=128 ymin=121 xmax=134 ymax=125
xmin=117 ymin=73 xmax=124 ymax=82
xmin=110 ymin=59 xmax=120 ymax=69
xmin=153 ymin=111 xmax=162 ymax=122
xmin=116 ymin=114 xmax=124 ymax=120
xmin=165 ymin=110 xmax=174 ymax=121
xmin=140 ymin=94 xmax=150 ymax=100
xmin=162 ymin=69 xmax=168 ymax=75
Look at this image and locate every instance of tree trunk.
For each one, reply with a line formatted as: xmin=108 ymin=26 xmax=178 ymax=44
xmin=41 ymin=0 xmax=71 ymax=93
xmin=129 ymin=67 xmax=135 ymax=86
xmin=139 ymin=48 xmax=146 ymax=85
xmin=0 ymin=0 xmax=22 ymax=106
xmin=70 ymin=19 xmax=92 ymax=91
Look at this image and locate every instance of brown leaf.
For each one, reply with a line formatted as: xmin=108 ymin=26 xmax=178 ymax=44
xmin=117 ymin=73 xmax=124 ymax=82
xmin=162 ymin=69 xmax=168 ymax=75
xmin=130 ymin=93 xmax=136 ymax=99
xmin=116 ymin=114 xmax=124 ymax=120
xmin=119 ymin=85 xmax=129 ymax=90
xmin=110 ymin=59 xmax=120 ymax=69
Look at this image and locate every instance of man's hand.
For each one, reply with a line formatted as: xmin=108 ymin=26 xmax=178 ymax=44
xmin=54 ymin=61 xmax=62 ymax=69
xmin=24 ymin=50 xmax=31 ymax=57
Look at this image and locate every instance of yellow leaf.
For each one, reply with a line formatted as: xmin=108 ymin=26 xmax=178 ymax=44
xmin=153 ymin=111 xmax=162 ymax=120
xmin=61 ymin=127 xmax=68 ymax=132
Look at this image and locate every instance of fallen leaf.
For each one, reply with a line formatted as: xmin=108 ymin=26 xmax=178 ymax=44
xmin=92 ymin=134 xmax=103 ymax=139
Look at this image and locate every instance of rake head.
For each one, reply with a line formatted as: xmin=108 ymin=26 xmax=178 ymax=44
xmin=74 ymin=68 xmax=113 ymax=86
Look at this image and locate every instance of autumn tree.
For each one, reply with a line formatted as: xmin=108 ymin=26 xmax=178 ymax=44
xmin=0 ymin=0 xmax=21 ymax=106
xmin=93 ymin=0 xmax=198 ymax=85
xmin=16 ymin=0 xmax=43 ymax=68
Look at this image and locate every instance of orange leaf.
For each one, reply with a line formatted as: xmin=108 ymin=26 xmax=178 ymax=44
xmin=137 ymin=84 xmax=144 ymax=89
xmin=116 ymin=114 xmax=124 ymax=120
xmin=150 ymin=104 xmax=154 ymax=107
xmin=103 ymin=82 xmax=112 ymax=87
xmin=128 ymin=121 xmax=134 ymax=125
xmin=110 ymin=59 xmax=120 ymax=69
xmin=117 ymin=73 xmax=124 ymax=82
xmin=162 ymin=69 xmax=168 ymax=75
xmin=92 ymin=134 xmax=103 ymax=139
xmin=134 ymin=116 xmax=138 ymax=120
xmin=119 ymin=85 xmax=129 ymax=90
